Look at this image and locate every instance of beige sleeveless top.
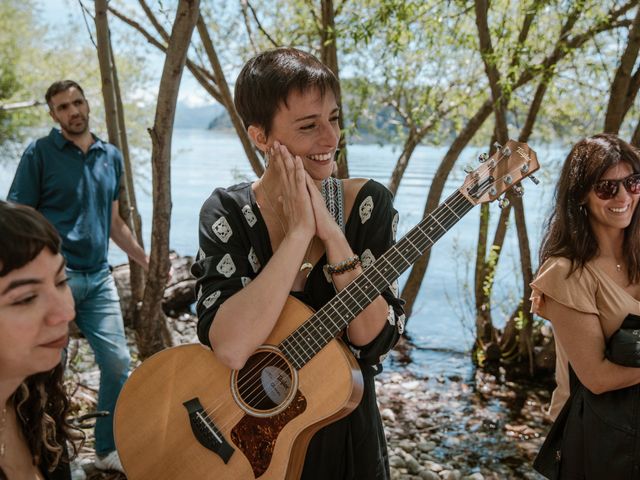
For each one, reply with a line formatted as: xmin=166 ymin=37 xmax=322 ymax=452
xmin=530 ymin=256 xmax=640 ymax=419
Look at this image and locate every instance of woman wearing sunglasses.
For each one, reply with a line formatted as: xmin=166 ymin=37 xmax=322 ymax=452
xmin=531 ymin=133 xmax=640 ymax=478
xmin=0 ymin=201 xmax=82 ymax=479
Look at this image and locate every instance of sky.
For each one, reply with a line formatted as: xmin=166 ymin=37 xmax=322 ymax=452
xmin=38 ymin=0 xmax=215 ymax=107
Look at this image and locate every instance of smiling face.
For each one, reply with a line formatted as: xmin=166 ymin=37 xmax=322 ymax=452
xmin=585 ymin=162 xmax=640 ymax=236
xmin=0 ymin=249 xmax=74 ymax=382
xmin=261 ymin=87 xmax=340 ymax=181
xmin=48 ymin=86 xmax=90 ymax=137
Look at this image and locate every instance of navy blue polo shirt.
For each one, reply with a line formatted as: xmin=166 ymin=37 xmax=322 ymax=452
xmin=7 ymin=128 xmax=123 ymax=272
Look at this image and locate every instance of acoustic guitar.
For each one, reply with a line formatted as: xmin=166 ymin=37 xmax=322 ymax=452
xmin=114 ymin=140 xmax=539 ymax=479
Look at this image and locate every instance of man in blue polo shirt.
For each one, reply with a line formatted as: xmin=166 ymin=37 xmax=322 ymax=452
xmin=7 ymin=80 xmax=148 ymax=473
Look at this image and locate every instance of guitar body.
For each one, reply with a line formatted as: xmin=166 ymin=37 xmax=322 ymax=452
xmin=114 ymin=295 xmax=364 ymax=479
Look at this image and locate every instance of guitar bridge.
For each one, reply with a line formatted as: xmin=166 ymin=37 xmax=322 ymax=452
xmin=183 ymin=398 xmax=234 ymax=463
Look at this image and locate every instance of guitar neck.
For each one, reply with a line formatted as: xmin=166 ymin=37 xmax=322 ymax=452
xmin=279 ymin=189 xmax=474 ymax=369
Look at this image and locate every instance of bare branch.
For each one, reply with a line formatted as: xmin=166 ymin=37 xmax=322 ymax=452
xmin=244 ymin=0 xmax=279 ymax=47
xmin=108 ymin=4 xmax=223 ymax=103
xmin=0 ymin=100 xmax=45 ymax=111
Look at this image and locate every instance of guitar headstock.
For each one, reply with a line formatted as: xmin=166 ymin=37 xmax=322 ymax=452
xmin=460 ymin=140 xmax=540 ymax=206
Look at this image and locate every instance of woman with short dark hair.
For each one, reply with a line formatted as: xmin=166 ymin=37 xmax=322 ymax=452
xmin=0 ymin=201 xmax=82 ymax=479
xmin=192 ymin=47 xmax=405 ymax=479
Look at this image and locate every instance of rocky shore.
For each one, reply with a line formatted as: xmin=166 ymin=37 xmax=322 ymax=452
xmin=67 ymin=312 xmax=551 ymax=480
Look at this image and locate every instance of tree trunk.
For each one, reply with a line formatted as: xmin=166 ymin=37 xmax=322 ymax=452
xmin=196 ymin=15 xmax=264 ymax=177
xmin=604 ymin=6 xmax=640 ymax=133
xmin=320 ymin=0 xmax=349 ymax=179
xmin=94 ymin=0 xmax=146 ymax=316
xmin=138 ymin=0 xmax=200 ymax=359
xmin=399 ymin=0 xmax=628 ymax=318
xmin=109 ymin=3 xmax=263 ymax=177
xmin=400 ymin=99 xmax=494 ymax=317
xmin=387 ymin=130 xmax=420 ymax=197
xmin=632 ymin=117 xmax=640 ymax=147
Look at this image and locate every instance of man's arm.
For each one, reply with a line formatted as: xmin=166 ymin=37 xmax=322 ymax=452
xmin=110 ymin=200 xmax=149 ymax=271
xmin=7 ymin=144 xmax=42 ymax=206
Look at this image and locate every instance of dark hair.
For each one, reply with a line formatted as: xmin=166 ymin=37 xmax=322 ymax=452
xmin=0 ymin=200 xmax=60 ymax=275
xmin=0 ymin=201 xmax=83 ymax=473
xmin=234 ymin=47 xmax=340 ymax=137
xmin=539 ymin=133 xmax=640 ymax=282
xmin=45 ymin=80 xmax=85 ymax=107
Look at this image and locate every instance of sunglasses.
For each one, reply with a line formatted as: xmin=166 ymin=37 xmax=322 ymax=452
xmin=593 ymin=173 xmax=640 ymax=200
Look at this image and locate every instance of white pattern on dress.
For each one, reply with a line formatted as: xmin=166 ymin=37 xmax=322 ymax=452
xmin=361 ymin=249 xmax=375 ymax=269
xmin=391 ymin=212 xmax=399 ymax=240
xmin=242 ymin=205 xmax=257 ymax=227
xmin=197 ymin=286 xmax=203 ymax=300
xmin=359 ymin=196 xmax=374 ymax=224
xmin=197 ymin=248 xmax=206 ymax=261
xmin=397 ymin=313 xmax=406 ymax=334
xmin=203 ymin=290 xmax=221 ymax=308
xmin=248 ymin=247 xmax=260 ymax=273
xmin=216 ymin=254 xmax=236 ymax=277
xmin=349 ymin=344 xmax=361 ymax=359
xmin=390 ymin=280 xmax=399 ymax=297
xmin=212 ymin=217 xmax=233 ymax=243
xmin=241 ymin=276 xmax=252 ymax=287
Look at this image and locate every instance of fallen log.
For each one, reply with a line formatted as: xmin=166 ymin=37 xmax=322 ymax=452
xmin=112 ymin=251 xmax=195 ymax=325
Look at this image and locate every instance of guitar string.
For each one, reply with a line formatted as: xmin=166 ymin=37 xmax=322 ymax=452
xmin=201 ymin=150 xmax=517 ymax=427
xmin=205 ymin=151 xmax=517 ymax=426
xmin=201 ymin=150 xmax=524 ymax=430
xmin=202 ymin=185 xmax=474 ymax=435
xmin=225 ymin=154 xmax=505 ymax=410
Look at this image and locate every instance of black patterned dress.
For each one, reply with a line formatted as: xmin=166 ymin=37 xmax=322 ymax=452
xmin=191 ymin=179 xmax=406 ymax=480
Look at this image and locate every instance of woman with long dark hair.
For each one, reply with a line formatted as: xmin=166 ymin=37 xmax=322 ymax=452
xmin=0 ymin=201 xmax=82 ymax=479
xmin=531 ymin=134 xmax=640 ymax=478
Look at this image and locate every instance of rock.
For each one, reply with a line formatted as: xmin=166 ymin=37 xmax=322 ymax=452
xmin=404 ymin=454 xmax=421 ymax=474
xmin=389 ymin=455 xmax=406 ymax=468
xmin=419 ymin=471 xmax=440 ymax=480
xmin=381 ymin=407 xmax=397 ymax=423
xmin=463 ymin=473 xmax=485 ymax=480
xmin=440 ymin=470 xmax=462 ymax=480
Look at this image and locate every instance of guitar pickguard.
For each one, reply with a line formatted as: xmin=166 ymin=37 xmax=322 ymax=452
xmin=231 ymin=389 xmax=307 ymax=478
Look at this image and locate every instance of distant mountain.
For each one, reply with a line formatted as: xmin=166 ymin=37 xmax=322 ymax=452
xmin=174 ymin=101 xmax=231 ymax=129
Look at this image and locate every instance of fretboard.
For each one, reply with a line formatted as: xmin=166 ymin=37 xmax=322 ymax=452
xmin=279 ymin=189 xmax=474 ymax=369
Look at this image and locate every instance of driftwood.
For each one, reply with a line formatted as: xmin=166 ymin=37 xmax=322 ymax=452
xmin=112 ymin=251 xmax=195 ymax=326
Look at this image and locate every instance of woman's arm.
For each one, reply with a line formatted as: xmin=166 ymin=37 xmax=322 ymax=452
xmin=546 ymin=297 xmax=640 ymax=394
xmin=209 ymin=146 xmax=315 ymax=370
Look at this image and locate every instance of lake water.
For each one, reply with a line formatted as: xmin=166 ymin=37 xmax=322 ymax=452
xmin=0 ymin=129 xmax=566 ymax=377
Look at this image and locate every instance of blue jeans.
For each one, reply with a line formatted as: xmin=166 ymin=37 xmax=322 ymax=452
xmin=67 ymin=267 xmax=130 ymax=456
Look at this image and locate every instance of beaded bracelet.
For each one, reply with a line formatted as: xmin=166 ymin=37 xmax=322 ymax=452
xmin=325 ymin=255 xmax=361 ymax=275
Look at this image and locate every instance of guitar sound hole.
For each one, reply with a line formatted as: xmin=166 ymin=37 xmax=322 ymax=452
xmin=236 ymin=350 xmax=294 ymax=413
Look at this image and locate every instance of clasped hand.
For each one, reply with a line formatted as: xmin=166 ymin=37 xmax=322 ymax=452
xmin=269 ymin=142 xmax=341 ymax=243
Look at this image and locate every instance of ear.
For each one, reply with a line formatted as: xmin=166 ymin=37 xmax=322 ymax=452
xmin=247 ymin=125 xmax=269 ymax=153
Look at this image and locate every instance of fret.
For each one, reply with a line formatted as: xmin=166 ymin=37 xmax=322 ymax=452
xmin=280 ymin=190 xmax=475 ymax=369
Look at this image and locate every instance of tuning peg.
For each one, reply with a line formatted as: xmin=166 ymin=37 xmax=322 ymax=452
xmin=502 ymin=146 xmax=511 ymax=157
xmin=503 ymin=174 xmax=513 ymax=185
xmin=520 ymin=164 xmax=530 ymax=174
xmin=493 ymin=141 xmax=502 ymax=151
xmin=498 ymin=196 xmax=510 ymax=209
xmin=478 ymin=152 xmax=489 ymax=163
xmin=528 ymin=175 xmax=540 ymax=185
xmin=512 ymin=184 xmax=524 ymax=197
xmin=464 ymin=164 xmax=475 ymax=174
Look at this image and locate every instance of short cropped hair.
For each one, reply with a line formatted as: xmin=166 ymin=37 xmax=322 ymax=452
xmin=234 ymin=47 xmax=340 ymax=137
xmin=45 ymin=80 xmax=85 ymax=108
